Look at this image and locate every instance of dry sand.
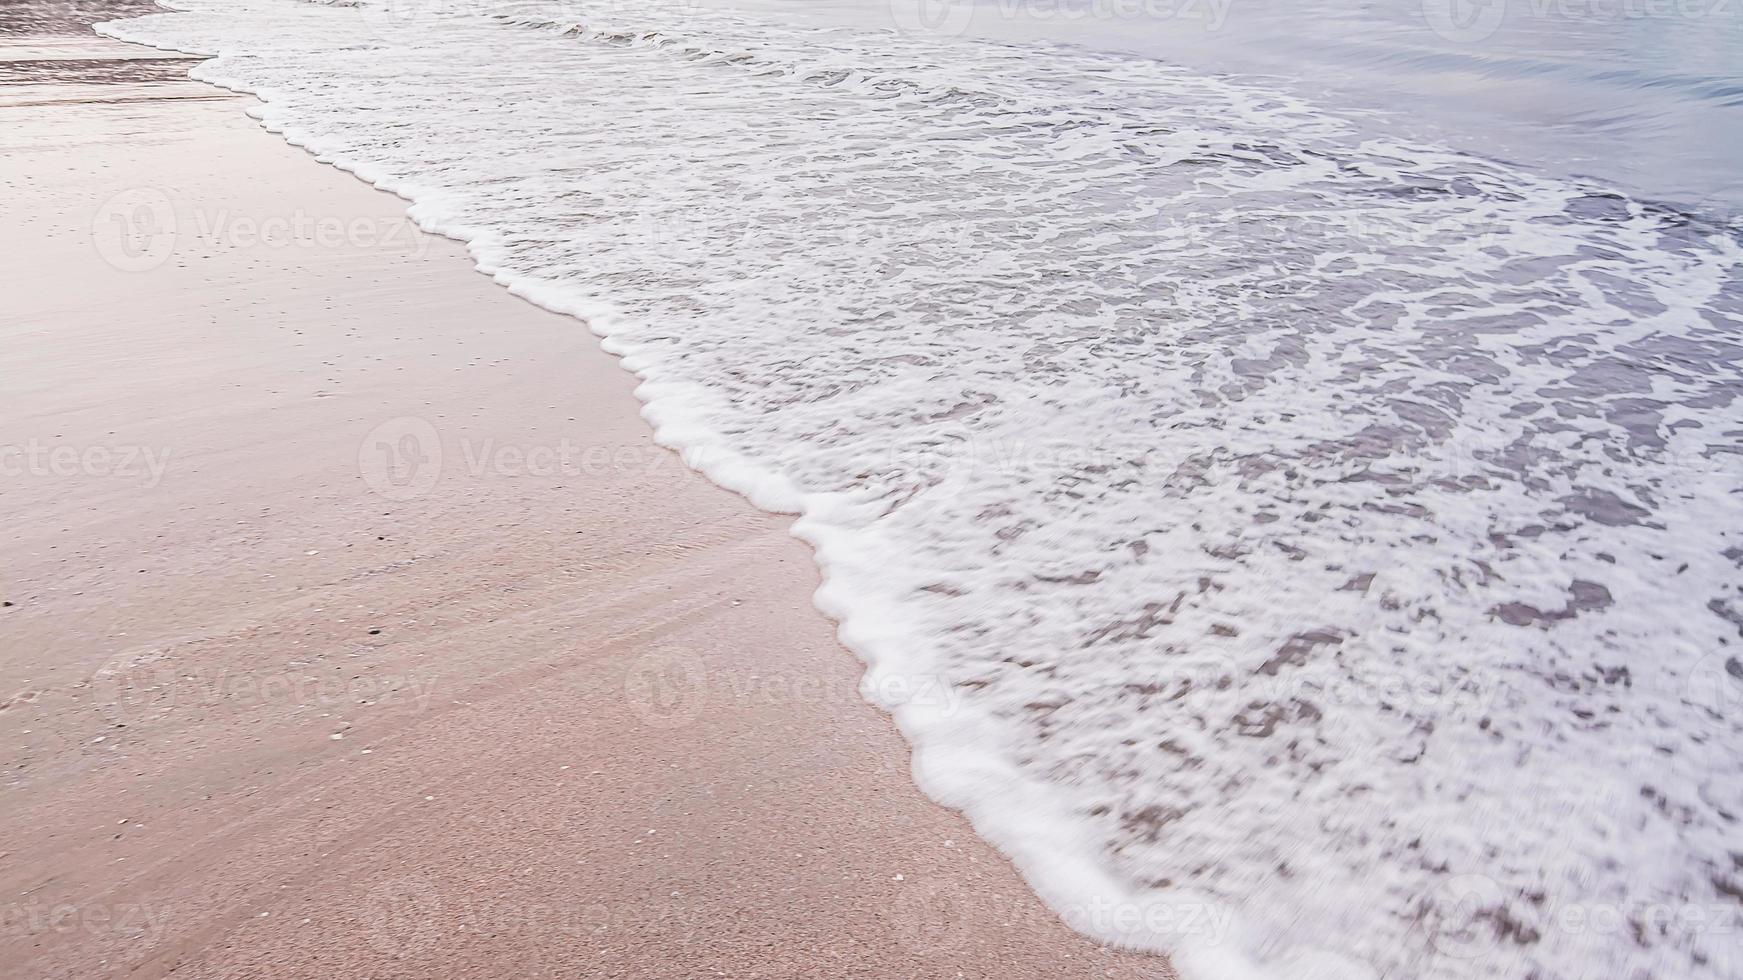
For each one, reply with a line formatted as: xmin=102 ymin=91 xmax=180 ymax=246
xmin=0 ymin=17 xmax=1175 ymax=980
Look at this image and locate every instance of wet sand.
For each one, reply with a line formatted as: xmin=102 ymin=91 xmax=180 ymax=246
xmin=0 ymin=11 xmax=1174 ymax=980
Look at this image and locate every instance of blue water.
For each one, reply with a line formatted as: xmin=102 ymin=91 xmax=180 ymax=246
xmin=733 ymin=0 xmax=1743 ymax=214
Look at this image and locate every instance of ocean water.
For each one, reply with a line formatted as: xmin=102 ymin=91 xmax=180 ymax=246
xmin=97 ymin=2 xmax=1743 ymax=978
xmin=763 ymin=0 xmax=1743 ymax=215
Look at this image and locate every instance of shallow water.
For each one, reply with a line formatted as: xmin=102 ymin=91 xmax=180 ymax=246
xmin=753 ymin=0 xmax=1743 ymax=213
xmin=99 ymin=2 xmax=1743 ymax=978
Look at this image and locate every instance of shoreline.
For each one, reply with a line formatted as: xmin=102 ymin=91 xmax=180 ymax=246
xmin=0 ymin=11 xmax=1174 ymax=980
xmin=84 ymin=17 xmax=1215 ymax=966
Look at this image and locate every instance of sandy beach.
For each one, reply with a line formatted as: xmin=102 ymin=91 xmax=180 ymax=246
xmin=0 ymin=15 xmax=1173 ymax=980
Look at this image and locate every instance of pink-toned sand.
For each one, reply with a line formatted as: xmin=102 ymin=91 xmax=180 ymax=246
xmin=0 ymin=26 xmax=1175 ymax=980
